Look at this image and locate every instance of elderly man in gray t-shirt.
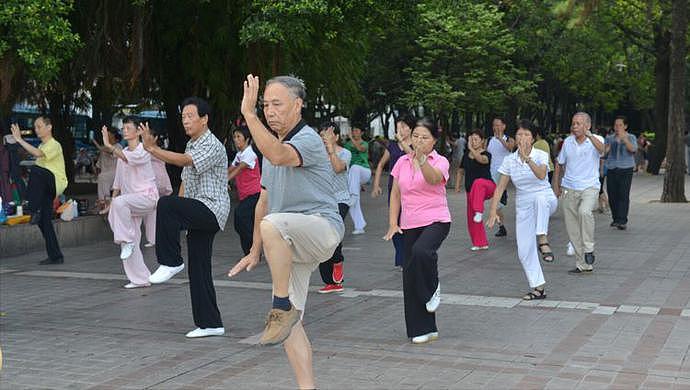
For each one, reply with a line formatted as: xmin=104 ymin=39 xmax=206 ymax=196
xmin=229 ymin=75 xmax=343 ymax=389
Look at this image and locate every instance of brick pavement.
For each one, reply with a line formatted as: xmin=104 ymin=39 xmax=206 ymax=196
xmin=1 ymin=174 xmax=690 ymax=389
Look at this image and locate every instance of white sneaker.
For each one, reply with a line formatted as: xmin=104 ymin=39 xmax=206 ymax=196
xmin=426 ymin=282 xmax=440 ymax=313
xmin=185 ymin=327 xmax=225 ymax=338
xmin=470 ymin=245 xmax=489 ymax=251
xmin=149 ymin=264 xmax=185 ymax=284
xmin=473 ymin=212 xmax=483 ymax=223
xmin=120 ymin=242 xmax=135 ymax=260
xmin=124 ymin=282 xmax=151 ymax=289
xmin=566 ymin=242 xmax=575 ymax=256
xmin=144 ymin=242 xmax=155 ymax=248
xmin=412 ymin=332 xmax=439 ymax=344
xmin=352 ymin=229 xmax=366 ymax=235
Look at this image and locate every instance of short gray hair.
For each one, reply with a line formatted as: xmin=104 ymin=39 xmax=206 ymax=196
xmin=573 ymin=111 xmax=592 ymax=125
xmin=266 ymin=75 xmax=306 ymax=101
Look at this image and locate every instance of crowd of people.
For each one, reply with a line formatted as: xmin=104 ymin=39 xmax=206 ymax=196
xmin=7 ymin=73 xmax=658 ymax=389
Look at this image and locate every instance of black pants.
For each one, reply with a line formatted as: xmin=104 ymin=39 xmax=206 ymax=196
xmin=319 ymin=203 xmax=350 ymax=284
xmin=402 ymin=222 xmax=450 ymax=338
xmin=155 ymin=195 xmax=222 ymax=329
xmin=28 ymin=166 xmax=63 ymax=261
xmin=233 ymin=193 xmax=259 ymax=255
xmin=607 ymin=167 xmax=634 ymax=225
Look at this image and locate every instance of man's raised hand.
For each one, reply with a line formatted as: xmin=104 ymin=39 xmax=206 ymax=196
xmin=241 ymin=74 xmax=260 ymax=118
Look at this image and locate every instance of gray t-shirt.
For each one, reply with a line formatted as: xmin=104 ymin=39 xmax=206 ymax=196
xmin=333 ymin=148 xmax=352 ymax=205
xmin=261 ymin=122 xmax=345 ymax=237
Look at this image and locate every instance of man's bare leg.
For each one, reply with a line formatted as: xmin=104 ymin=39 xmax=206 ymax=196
xmin=284 ymin=322 xmax=315 ymax=389
xmin=260 ymin=220 xmax=292 ymax=296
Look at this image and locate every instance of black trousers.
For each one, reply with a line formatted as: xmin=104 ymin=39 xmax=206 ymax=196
xmin=402 ymin=222 xmax=450 ymax=338
xmin=155 ymin=195 xmax=223 ymax=329
xmin=319 ymin=203 xmax=350 ymax=284
xmin=28 ymin=166 xmax=63 ymax=261
xmin=607 ymin=167 xmax=634 ymax=224
xmin=233 ymin=193 xmax=259 ymax=255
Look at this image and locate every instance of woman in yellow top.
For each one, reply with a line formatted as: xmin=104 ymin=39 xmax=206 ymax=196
xmin=532 ymin=127 xmax=554 ymax=182
xmin=11 ymin=116 xmax=67 ymax=264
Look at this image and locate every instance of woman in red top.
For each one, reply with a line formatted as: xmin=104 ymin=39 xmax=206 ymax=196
xmin=228 ymin=126 xmax=262 ymax=255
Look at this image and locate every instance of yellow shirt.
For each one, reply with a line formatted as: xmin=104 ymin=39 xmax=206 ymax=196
xmin=533 ymin=139 xmax=554 ymax=172
xmin=37 ymin=138 xmax=68 ymax=195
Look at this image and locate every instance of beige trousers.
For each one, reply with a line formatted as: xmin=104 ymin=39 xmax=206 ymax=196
xmin=562 ymin=186 xmax=599 ymax=271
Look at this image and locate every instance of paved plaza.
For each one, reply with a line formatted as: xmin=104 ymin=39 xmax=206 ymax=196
xmin=1 ymin=174 xmax=690 ymax=389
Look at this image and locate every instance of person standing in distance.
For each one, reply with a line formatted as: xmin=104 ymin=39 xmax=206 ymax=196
xmin=553 ymin=112 xmax=606 ymax=274
xmin=605 ymin=116 xmax=637 ymax=230
xmin=486 ymin=116 xmax=515 ymax=237
xmin=228 ymin=75 xmax=344 ymax=390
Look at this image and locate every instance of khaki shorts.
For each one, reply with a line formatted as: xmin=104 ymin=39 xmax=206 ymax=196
xmin=263 ymin=213 xmax=342 ymax=312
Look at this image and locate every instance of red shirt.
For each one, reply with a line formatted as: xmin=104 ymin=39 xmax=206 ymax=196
xmin=232 ymin=145 xmax=261 ymax=201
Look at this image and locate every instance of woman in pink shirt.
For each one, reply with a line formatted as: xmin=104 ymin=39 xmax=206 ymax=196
xmin=384 ymin=118 xmax=451 ymax=344
xmin=103 ymin=117 xmax=159 ymax=288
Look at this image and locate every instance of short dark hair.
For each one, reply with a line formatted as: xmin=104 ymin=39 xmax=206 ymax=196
xmin=396 ymin=113 xmax=416 ymax=130
xmin=492 ymin=116 xmax=507 ymax=125
xmin=122 ymin=115 xmax=141 ymax=128
xmin=181 ymin=96 xmax=211 ymax=119
xmin=233 ymin=126 xmax=252 ymax=141
xmin=517 ymin=119 xmax=537 ymax=139
xmin=414 ymin=117 xmax=440 ymax=139
xmin=469 ymin=128 xmax=485 ymax=139
xmin=36 ymin=115 xmax=52 ymax=126
xmin=614 ymin=115 xmax=628 ymax=126
xmin=318 ymin=121 xmax=340 ymax=135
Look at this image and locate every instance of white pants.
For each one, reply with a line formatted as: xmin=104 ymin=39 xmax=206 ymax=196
xmin=515 ymin=192 xmax=557 ymax=288
xmin=348 ymin=165 xmax=371 ymax=231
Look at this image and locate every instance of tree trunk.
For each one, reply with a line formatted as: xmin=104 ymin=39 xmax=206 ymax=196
xmin=48 ymin=92 xmax=76 ymax=184
xmin=648 ymin=28 xmax=671 ymax=175
xmin=661 ymin=0 xmax=687 ymax=202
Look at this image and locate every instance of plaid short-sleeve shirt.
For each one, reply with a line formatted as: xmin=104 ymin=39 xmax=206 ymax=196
xmin=181 ymin=129 xmax=230 ymax=230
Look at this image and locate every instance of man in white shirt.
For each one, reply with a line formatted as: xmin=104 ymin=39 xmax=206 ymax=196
xmin=487 ymin=117 xmax=515 ymax=237
xmin=553 ymin=112 xmax=606 ymax=274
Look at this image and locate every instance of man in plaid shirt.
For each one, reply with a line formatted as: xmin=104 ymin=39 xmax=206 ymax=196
xmin=142 ymin=97 xmax=230 ymax=338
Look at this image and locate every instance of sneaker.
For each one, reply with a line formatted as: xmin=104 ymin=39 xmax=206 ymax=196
xmin=259 ymin=307 xmax=301 ymax=345
xmin=568 ymin=268 xmax=593 ymax=275
xmin=566 ymin=242 xmax=575 ymax=256
xmin=470 ymin=246 xmax=489 ymax=251
xmin=39 ymin=257 xmax=64 ymax=265
xmin=412 ymin=332 xmax=439 ymax=344
xmin=149 ymin=264 xmax=185 ymax=284
xmin=124 ymin=282 xmax=151 ymax=289
xmin=120 ymin=242 xmax=135 ymax=260
xmin=352 ymin=229 xmax=366 ymax=235
xmin=495 ymin=225 xmax=507 ymax=237
xmin=584 ymin=252 xmax=595 ymax=265
xmin=426 ymin=282 xmax=440 ymax=313
xmin=144 ymin=242 xmax=155 ymax=248
xmin=332 ymin=262 xmax=344 ymax=284
xmin=473 ymin=212 xmax=483 ymax=223
xmin=185 ymin=327 xmax=225 ymax=338
xmin=318 ymin=284 xmax=344 ymax=294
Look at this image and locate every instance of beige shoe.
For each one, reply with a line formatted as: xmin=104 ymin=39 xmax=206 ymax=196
xmin=259 ymin=307 xmax=301 ymax=346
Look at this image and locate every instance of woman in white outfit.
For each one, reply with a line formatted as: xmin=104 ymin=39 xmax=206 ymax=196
xmin=487 ymin=120 xmax=557 ymax=300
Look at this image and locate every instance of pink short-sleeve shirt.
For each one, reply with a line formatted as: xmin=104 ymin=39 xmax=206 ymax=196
xmin=391 ymin=150 xmax=451 ymax=229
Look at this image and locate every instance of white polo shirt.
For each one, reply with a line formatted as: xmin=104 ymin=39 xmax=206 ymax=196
xmin=557 ymin=134 xmax=604 ymax=190
xmin=487 ymin=134 xmax=512 ymax=180
xmin=498 ymin=148 xmax=552 ymax=199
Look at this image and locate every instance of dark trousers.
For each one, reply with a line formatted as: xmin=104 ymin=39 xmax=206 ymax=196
xmin=402 ymin=222 xmax=450 ymax=338
xmin=233 ymin=193 xmax=259 ymax=255
xmin=28 ymin=166 xmax=63 ymax=261
xmin=607 ymin=167 xmax=634 ymax=224
xmin=155 ymin=195 xmax=222 ymax=329
xmin=319 ymin=203 xmax=349 ymax=284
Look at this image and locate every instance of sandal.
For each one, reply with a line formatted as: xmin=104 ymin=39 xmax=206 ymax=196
xmin=523 ymin=287 xmax=546 ymax=300
xmin=538 ymin=243 xmax=555 ymax=263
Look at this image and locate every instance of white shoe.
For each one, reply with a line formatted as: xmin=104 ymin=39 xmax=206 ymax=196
xmin=120 ymin=242 xmax=135 ymax=260
xmin=426 ymin=282 xmax=440 ymax=313
xmin=124 ymin=282 xmax=151 ymax=289
xmin=185 ymin=327 xmax=225 ymax=338
xmin=470 ymin=245 xmax=489 ymax=251
xmin=473 ymin=212 xmax=483 ymax=223
xmin=566 ymin=242 xmax=575 ymax=256
xmin=149 ymin=264 xmax=185 ymax=284
xmin=412 ymin=332 xmax=439 ymax=344
xmin=144 ymin=242 xmax=155 ymax=248
xmin=352 ymin=229 xmax=366 ymax=235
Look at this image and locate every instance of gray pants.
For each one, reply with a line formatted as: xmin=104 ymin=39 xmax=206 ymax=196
xmin=562 ymin=186 xmax=599 ymax=271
